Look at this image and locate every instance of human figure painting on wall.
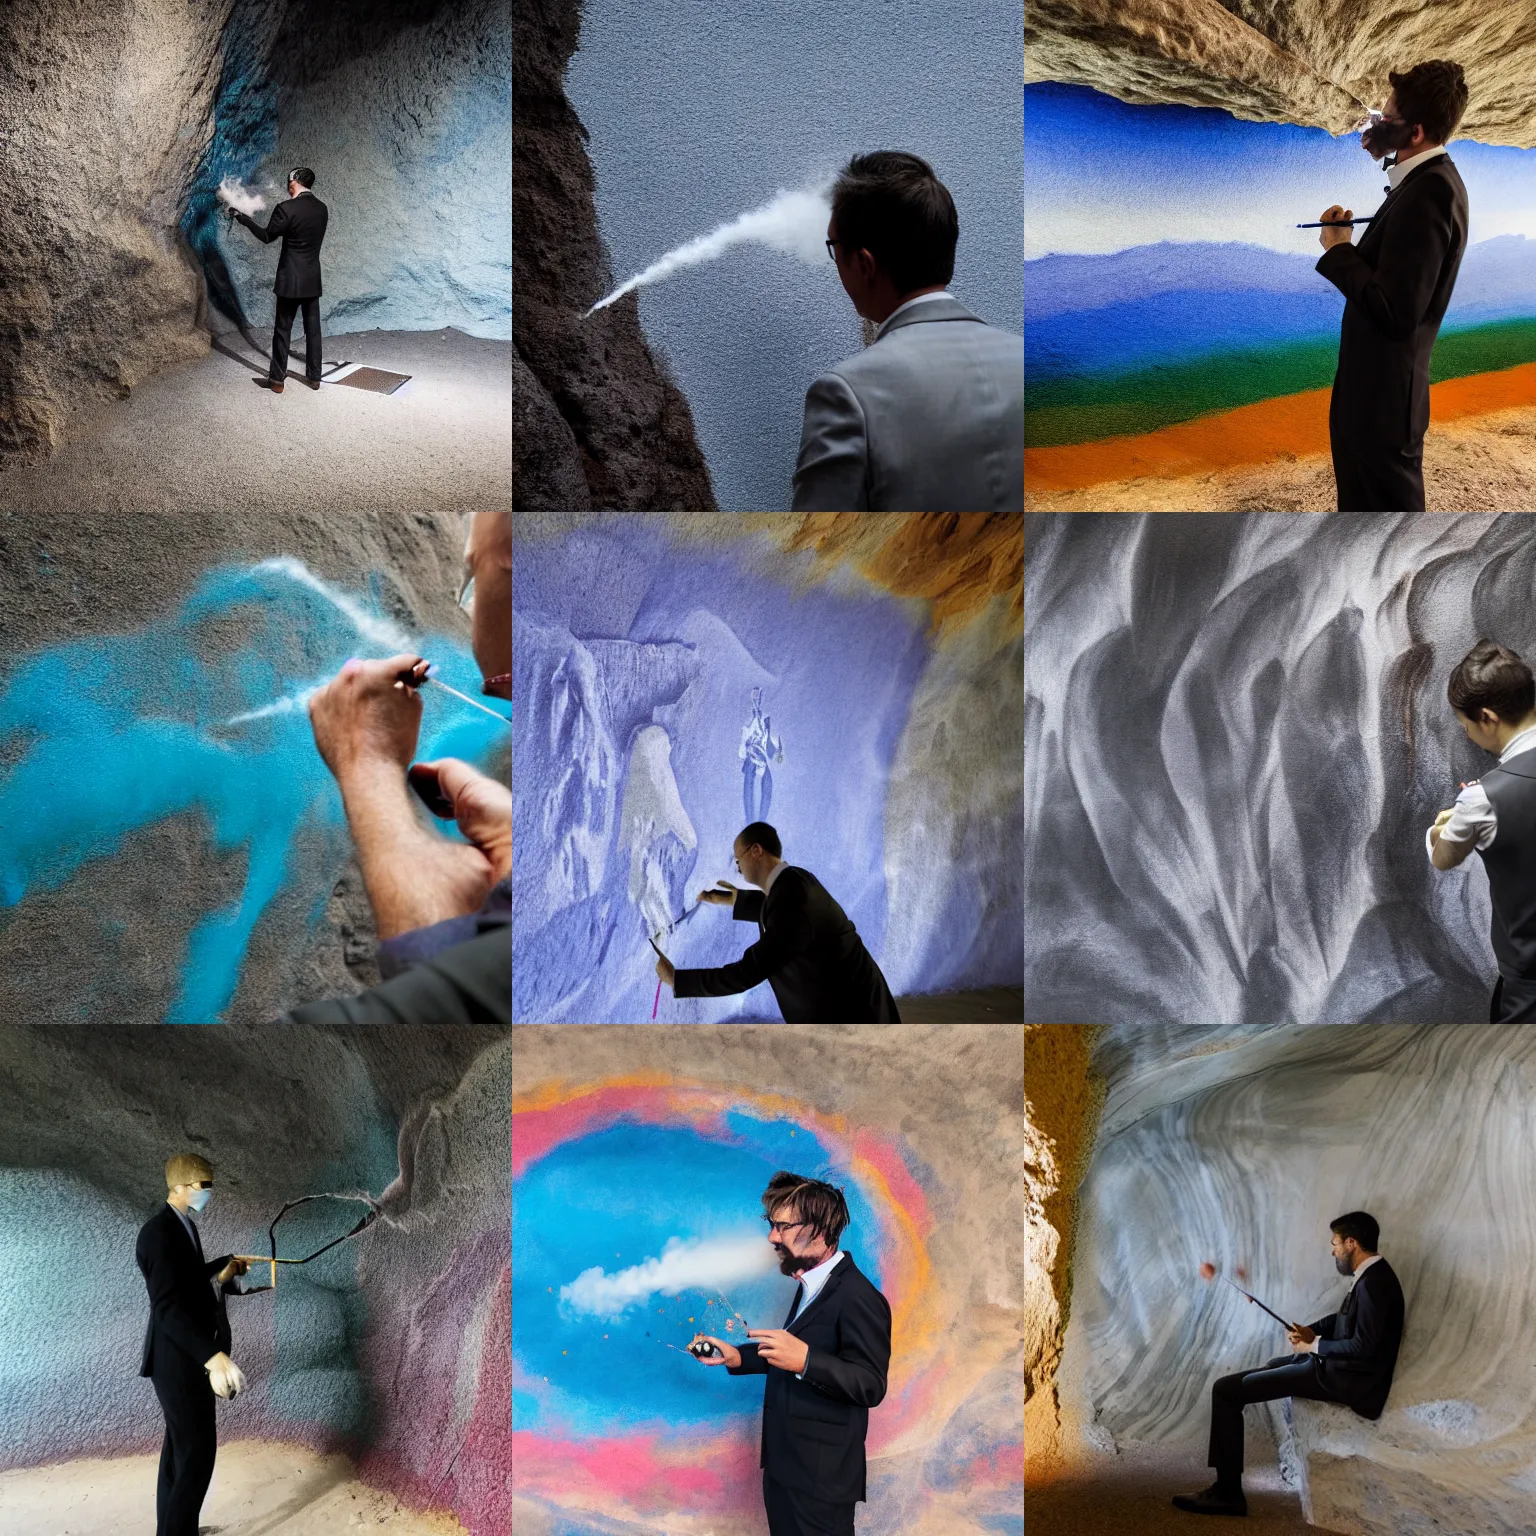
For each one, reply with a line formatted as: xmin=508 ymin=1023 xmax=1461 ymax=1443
xmin=741 ymin=687 xmax=784 ymax=823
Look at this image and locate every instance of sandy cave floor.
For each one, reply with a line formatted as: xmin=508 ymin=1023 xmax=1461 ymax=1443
xmin=0 ymin=328 xmax=510 ymax=516
xmin=0 ymin=1441 xmax=465 ymax=1535
xmin=1026 ymin=1445 xmax=1343 ymax=1536
xmin=1024 ymin=402 xmax=1536 ymax=511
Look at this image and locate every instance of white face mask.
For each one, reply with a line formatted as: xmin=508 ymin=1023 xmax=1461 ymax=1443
xmin=186 ymin=1188 xmax=212 ymax=1214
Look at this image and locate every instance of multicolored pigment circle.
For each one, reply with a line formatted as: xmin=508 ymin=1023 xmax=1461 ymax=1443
xmin=512 ymin=1078 xmax=941 ymax=1523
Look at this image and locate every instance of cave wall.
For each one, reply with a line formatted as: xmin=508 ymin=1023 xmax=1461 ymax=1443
xmin=0 ymin=509 xmax=506 ymax=1024
xmin=0 ymin=1026 xmax=509 ymax=1536
xmin=1024 ymin=511 xmax=1536 ymax=1029
xmin=565 ymin=0 xmax=1024 ymax=512
xmin=1053 ymin=1025 xmax=1536 ymax=1536
xmin=511 ymin=512 xmax=1023 ymax=1023
xmin=1025 ymin=84 xmax=1536 ymax=494
xmin=512 ymin=0 xmax=718 ymax=512
xmin=512 ymin=1023 xmax=1023 ymax=1535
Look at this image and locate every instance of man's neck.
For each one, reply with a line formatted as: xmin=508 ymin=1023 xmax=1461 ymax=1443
xmin=759 ymin=857 xmax=785 ymax=888
xmin=1394 ymin=141 xmax=1444 ymax=173
xmin=867 ymin=283 xmax=948 ymax=326
xmin=1495 ymin=715 xmax=1536 ymax=753
xmin=1351 ymin=1250 xmax=1378 ymax=1273
xmin=794 ymin=1247 xmax=835 ymax=1279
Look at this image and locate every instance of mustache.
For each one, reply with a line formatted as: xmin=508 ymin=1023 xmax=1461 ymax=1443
xmin=1360 ymin=116 xmax=1416 ymax=159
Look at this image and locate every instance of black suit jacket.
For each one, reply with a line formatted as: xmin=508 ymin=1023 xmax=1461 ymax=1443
xmin=136 ymin=1204 xmax=243 ymax=1378
xmin=1305 ymin=1257 xmax=1405 ymax=1419
xmin=673 ymin=867 xmax=901 ymax=1022
xmin=1316 ymin=154 xmax=1468 ymax=452
xmin=726 ymin=1254 xmax=892 ymax=1502
xmin=235 ymin=192 xmax=329 ymax=298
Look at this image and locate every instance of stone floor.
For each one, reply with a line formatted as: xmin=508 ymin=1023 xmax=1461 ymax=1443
xmin=0 ymin=327 xmax=510 ymax=515
xmin=896 ymin=986 xmax=1023 ymax=1021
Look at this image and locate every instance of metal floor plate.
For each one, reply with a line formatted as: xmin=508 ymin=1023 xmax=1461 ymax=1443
xmin=334 ymin=367 xmax=412 ymax=395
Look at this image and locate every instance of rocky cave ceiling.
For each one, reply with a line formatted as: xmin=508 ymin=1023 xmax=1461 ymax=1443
xmin=1025 ymin=0 xmax=1536 ymax=147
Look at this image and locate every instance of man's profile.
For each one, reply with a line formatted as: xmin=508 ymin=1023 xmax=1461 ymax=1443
xmin=230 ymin=166 xmax=330 ymax=394
xmin=794 ymin=150 xmax=1023 ymax=511
xmin=1427 ymin=639 xmax=1536 ymax=1021
xmin=1315 ymin=60 xmax=1469 ymax=511
xmin=1174 ymin=1212 xmax=1404 ymax=1519
xmin=690 ymin=1172 xmax=891 ymax=1536
xmin=136 ymin=1153 xmax=251 ymax=1536
xmin=655 ymin=821 xmax=901 ymax=1022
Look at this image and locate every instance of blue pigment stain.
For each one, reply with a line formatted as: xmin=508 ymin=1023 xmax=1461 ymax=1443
xmin=513 ymin=1117 xmax=884 ymax=1437
xmin=0 ymin=560 xmax=504 ymax=1023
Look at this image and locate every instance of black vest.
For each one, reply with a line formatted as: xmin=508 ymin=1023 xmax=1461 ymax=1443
xmin=1477 ymin=747 xmax=1536 ymax=978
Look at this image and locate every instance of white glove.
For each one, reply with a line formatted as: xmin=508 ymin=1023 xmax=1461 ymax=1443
xmin=206 ymin=1352 xmax=247 ymax=1400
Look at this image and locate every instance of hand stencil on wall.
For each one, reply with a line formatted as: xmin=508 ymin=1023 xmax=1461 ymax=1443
xmin=739 ymin=686 xmax=784 ymax=823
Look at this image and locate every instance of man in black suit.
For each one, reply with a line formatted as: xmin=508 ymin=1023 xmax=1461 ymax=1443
xmin=1315 ymin=60 xmax=1469 ymax=511
xmin=691 ymin=1172 xmax=892 ymax=1536
xmin=1174 ymin=1211 xmax=1405 ymax=1518
xmin=658 ymin=821 xmax=901 ymax=1022
xmin=137 ymin=1152 xmax=252 ymax=1536
xmin=230 ymin=166 xmax=330 ymax=393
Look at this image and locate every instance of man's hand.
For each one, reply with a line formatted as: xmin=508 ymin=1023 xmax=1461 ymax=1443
xmin=690 ymin=1334 xmax=740 ymax=1368
xmin=1431 ymin=808 xmax=1455 ymax=836
xmin=655 ymin=955 xmax=676 ymax=987
xmin=413 ymin=758 xmax=511 ymax=884
xmin=1318 ymin=205 xmax=1354 ymax=251
xmin=1286 ymin=1324 xmax=1317 ymax=1349
xmin=698 ymin=882 xmax=738 ymax=906
xmin=308 ymin=654 xmax=427 ymax=784
xmin=216 ymin=1257 xmax=250 ymax=1287
xmin=205 ymin=1351 xmax=247 ymax=1400
xmin=747 ymin=1328 xmax=811 ymax=1375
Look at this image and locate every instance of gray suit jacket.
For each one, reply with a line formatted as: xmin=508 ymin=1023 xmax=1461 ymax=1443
xmin=791 ymin=296 xmax=1023 ymax=510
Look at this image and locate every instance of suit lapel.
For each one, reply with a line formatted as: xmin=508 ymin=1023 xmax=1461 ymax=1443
xmin=789 ymin=1253 xmax=852 ymax=1335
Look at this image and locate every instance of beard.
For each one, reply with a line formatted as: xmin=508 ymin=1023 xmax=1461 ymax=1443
xmin=1361 ymin=116 xmax=1416 ymax=162
xmin=774 ymin=1245 xmax=799 ymax=1276
xmin=1334 ymin=1254 xmax=1354 ymax=1276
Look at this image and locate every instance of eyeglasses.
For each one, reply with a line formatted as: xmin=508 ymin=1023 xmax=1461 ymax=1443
xmin=825 ymin=239 xmax=839 ymax=262
xmin=457 ymin=568 xmax=475 ymax=614
xmin=765 ymin=1219 xmax=807 ymax=1236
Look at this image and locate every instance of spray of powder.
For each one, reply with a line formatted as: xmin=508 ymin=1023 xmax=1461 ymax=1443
xmin=585 ymin=184 xmax=832 ymax=316
xmin=216 ymin=175 xmax=278 ymax=217
xmin=560 ymin=1234 xmax=776 ymax=1321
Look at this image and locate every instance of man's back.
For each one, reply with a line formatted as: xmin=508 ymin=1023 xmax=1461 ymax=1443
xmin=1311 ymin=1257 xmax=1405 ymax=1419
xmin=792 ymin=296 xmax=1024 ymax=511
xmin=238 ymin=194 xmax=329 ymax=298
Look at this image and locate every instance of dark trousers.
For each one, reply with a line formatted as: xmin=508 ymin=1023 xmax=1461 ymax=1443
xmin=763 ymin=1471 xmax=856 ymax=1536
xmin=151 ymin=1364 xmax=217 ymax=1536
xmin=1329 ymin=428 xmax=1426 ymax=511
xmin=270 ymin=295 xmax=322 ymax=382
xmin=1208 ymin=1355 xmax=1339 ymax=1477
xmin=1491 ymin=976 xmax=1536 ymax=1022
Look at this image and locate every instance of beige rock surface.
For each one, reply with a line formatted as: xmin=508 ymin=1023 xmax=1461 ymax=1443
xmin=1024 ymin=402 xmax=1536 ymax=510
xmin=1026 ymin=0 xmax=1536 ymax=146
xmin=0 ymin=1442 xmax=466 ymax=1535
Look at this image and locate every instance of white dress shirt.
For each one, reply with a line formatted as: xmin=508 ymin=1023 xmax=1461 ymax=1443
xmin=1425 ymin=724 xmax=1536 ymax=859
xmin=790 ymin=1249 xmax=844 ymax=1377
xmin=762 ymin=861 xmax=790 ymax=899
xmin=1298 ymin=1253 xmax=1382 ymax=1353
xmin=1387 ymin=143 xmax=1449 ymax=191
xmin=874 ymin=289 xmax=952 ymax=340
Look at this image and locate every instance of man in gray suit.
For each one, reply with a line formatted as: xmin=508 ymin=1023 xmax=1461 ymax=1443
xmin=793 ymin=152 xmax=1023 ymax=511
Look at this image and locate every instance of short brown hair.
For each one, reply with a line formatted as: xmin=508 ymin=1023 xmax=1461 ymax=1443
xmin=1389 ymin=60 xmax=1468 ymax=145
xmin=761 ymin=1171 xmax=850 ymax=1248
xmin=1448 ymin=640 xmax=1534 ymax=722
xmin=830 ymin=151 xmax=958 ymax=293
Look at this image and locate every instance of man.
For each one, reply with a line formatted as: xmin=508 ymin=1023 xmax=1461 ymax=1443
xmin=230 ymin=166 xmax=330 ymax=393
xmin=1427 ymin=640 xmax=1536 ymax=1022
xmin=1315 ymin=60 xmax=1469 ymax=511
xmin=656 ymin=821 xmax=901 ymax=1022
xmin=282 ymin=512 xmax=511 ymax=1024
xmin=137 ymin=1154 xmax=251 ymax=1536
xmin=1174 ymin=1212 xmax=1404 ymax=1518
xmin=793 ymin=150 xmax=1023 ymax=511
xmin=691 ymin=1172 xmax=891 ymax=1536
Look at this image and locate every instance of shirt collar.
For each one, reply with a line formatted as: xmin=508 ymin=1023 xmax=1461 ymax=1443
xmin=795 ymin=1248 xmax=845 ymax=1307
xmin=763 ymin=861 xmax=789 ymax=897
xmin=1351 ymin=1253 xmax=1383 ymax=1282
xmin=1500 ymin=725 xmax=1536 ymax=763
xmin=1387 ymin=143 xmax=1448 ymax=191
xmin=167 ymin=1201 xmax=197 ymax=1239
xmin=874 ymin=289 xmax=952 ymax=339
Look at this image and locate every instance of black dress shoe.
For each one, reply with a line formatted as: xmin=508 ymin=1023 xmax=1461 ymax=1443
xmin=304 ymin=377 xmax=321 ymax=390
xmin=254 ymin=377 xmax=284 ymax=393
xmin=1172 ymin=1482 xmax=1247 ymax=1516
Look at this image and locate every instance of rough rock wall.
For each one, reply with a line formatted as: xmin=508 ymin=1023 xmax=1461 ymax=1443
xmin=1026 ymin=0 xmax=1536 ymax=146
xmin=1025 ymin=511 xmax=1536 ymax=1029
xmin=512 ymin=0 xmax=717 ymax=511
xmin=511 ymin=512 xmax=1023 ymax=1022
xmin=512 ymin=1024 xmax=1024 ymax=1534
xmin=1055 ymin=1025 xmax=1536 ymax=1536
xmin=0 ymin=0 xmax=225 ymax=462
xmin=0 ymin=1026 xmax=509 ymax=1535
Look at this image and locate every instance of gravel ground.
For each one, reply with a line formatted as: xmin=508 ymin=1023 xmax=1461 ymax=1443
xmin=0 ymin=327 xmax=510 ymax=516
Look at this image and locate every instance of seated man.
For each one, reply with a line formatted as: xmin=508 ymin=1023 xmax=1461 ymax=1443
xmin=657 ymin=821 xmax=900 ymax=1023
xmin=289 ymin=512 xmax=510 ymax=1024
xmin=1174 ymin=1211 xmax=1405 ymax=1518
